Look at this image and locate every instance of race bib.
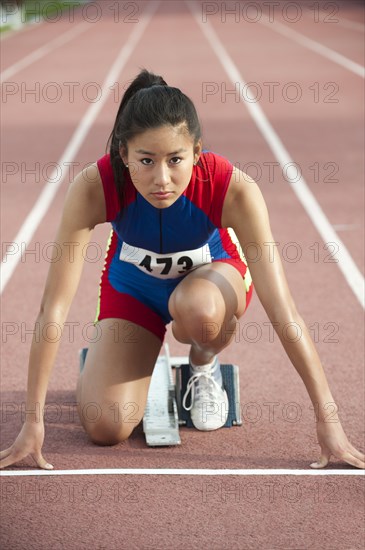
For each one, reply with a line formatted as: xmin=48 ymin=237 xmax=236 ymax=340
xmin=119 ymin=241 xmax=212 ymax=279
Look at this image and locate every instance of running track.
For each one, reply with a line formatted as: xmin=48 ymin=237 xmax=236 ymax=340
xmin=1 ymin=1 xmax=364 ymax=548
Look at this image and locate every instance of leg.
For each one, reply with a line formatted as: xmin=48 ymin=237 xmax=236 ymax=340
xmin=168 ymin=262 xmax=247 ymax=364
xmin=169 ymin=262 xmax=249 ymax=430
xmin=76 ymin=319 xmax=162 ymax=445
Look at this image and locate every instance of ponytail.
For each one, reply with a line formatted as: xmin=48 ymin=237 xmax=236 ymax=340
xmin=106 ymin=69 xmax=201 ymax=213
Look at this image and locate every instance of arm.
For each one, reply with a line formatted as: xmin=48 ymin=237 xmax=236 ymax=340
xmin=0 ymin=164 xmax=106 ymax=469
xmin=222 ymin=167 xmax=364 ymax=469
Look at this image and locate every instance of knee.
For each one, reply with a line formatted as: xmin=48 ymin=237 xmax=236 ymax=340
xmin=84 ymin=418 xmax=135 ymax=446
xmin=172 ymin=292 xmax=224 ymax=342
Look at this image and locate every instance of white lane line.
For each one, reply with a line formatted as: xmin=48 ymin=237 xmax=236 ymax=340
xmin=337 ymin=18 xmax=365 ymax=32
xmin=0 ymin=22 xmax=89 ymax=81
xmin=0 ymin=1 xmax=160 ymax=295
xmin=0 ymin=468 xmax=363 ymax=477
xmin=0 ymin=20 xmax=43 ymax=42
xmin=187 ymin=2 xmax=365 ymax=309
xmin=332 ymin=224 xmax=359 ymax=231
xmin=260 ymin=17 xmax=365 ymax=79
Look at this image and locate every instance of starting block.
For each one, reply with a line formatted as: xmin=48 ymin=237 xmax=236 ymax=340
xmin=143 ymin=344 xmax=242 ymax=446
xmin=78 ymin=345 xmax=242 ymax=447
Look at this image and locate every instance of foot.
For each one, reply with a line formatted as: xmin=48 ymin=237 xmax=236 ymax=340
xmin=182 ymin=356 xmax=228 ymax=431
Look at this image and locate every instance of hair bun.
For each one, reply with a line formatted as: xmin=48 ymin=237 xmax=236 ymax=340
xmin=136 ymin=68 xmax=168 ymax=90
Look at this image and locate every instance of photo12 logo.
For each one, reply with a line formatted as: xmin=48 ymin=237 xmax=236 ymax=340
xmin=201 ymin=81 xmax=340 ymax=104
xmin=0 ymin=1 xmax=140 ymax=25
xmin=201 ymin=2 xmax=340 ymax=24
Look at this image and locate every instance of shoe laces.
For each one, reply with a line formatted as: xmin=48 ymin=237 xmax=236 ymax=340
xmin=182 ymin=367 xmax=223 ymax=412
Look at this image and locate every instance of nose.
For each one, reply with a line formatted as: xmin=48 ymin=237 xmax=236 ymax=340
xmin=153 ymin=163 xmax=170 ymax=188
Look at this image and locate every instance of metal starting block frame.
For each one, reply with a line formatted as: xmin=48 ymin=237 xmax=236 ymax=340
xmin=143 ymin=344 xmax=242 ymax=447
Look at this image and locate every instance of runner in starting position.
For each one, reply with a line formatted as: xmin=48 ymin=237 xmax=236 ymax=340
xmin=1 ymin=69 xmax=364 ymax=470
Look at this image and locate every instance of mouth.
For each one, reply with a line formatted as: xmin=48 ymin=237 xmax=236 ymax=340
xmin=152 ymin=191 xmax=173 ymax=200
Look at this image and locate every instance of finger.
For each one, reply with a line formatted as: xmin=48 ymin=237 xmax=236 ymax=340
xmin=31 ymin=451 xmax=53 ymax=470
xmin=339 ymin=451 xmax=365 ymax=470
xmin=0 ymin=447 xmax=13 ymax=460
xmin=310 ymin=448 xmax=331 ymax=469
xmin=0 ymin=450 xmax=24 ymax=469
xmin=348 ymin=445 xmax=365 ymax=462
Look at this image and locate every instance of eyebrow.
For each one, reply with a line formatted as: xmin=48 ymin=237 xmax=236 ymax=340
xmin=135 ymin=148 xmax=188 ymax=156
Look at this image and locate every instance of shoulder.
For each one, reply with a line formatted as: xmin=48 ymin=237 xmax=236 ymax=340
xmin=187 ymin=151 xmax=234 ymax=227
xmin=73 ymin=162 xmax=104 ymax=200
xmin=68 ymin=161 xmax=103 ymax=198
xmin=95 ymin=153 xmax=122 ymax=222
xmin=198 ymin=150 xmax=233 ymax=181
xmin=63 ymin=161 xmax=106 ymax=228
xmin=96 ymin=153 xmax=113 ymax=181
xmin=222 ymin=166 xmax=269 ymax=228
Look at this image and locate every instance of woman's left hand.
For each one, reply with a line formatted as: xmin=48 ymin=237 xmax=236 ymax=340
xmin=311 ymin=420 xmax=364 ymax=469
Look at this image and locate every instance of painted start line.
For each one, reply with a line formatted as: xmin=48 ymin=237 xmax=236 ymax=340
xmin=0 ymin=468 xmax=363 ymax=477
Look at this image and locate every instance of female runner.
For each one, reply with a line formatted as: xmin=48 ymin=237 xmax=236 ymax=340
xmin=1 ymin=69 xmax=363 ymax=470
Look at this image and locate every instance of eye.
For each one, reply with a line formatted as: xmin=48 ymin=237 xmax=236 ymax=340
xmin=141 ymin=158 xmax=153 ymax=165
xmin=170 ymin=157 xmax=182 ymax=164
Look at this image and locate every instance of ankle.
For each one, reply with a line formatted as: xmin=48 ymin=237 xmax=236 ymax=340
xmin=189 ymin=355 xmax=223 ymax=387
xmin=189 ymin=346 xmax=217 ymax=368
xmin=190 ymin=355 xmax=216 ymax=371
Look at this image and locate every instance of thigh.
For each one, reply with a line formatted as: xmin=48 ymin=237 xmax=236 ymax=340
xmin=77 ymin=319 xmax=162 ymax=435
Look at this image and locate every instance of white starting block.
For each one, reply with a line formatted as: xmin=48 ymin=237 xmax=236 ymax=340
xmin=143 ymin=344 xmax=242 ymax=446
xmin=142 ymin=344 xmax=184 ymax=446
xmin=79 ymin=345 xmax=242 ymax=447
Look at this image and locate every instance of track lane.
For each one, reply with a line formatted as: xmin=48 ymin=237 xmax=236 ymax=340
xmin=1 ymin=0 xmax=363 ymax=470
xmin=260 ymin=5 xmax=365 ymax=69
xmin=0 ymin=9 xmax=91 ymax=69
xmin=200 ymin=1 xmax=364 ymax=275
xmin=1 ymin=2 xmax=160 ymax=292
xmin=0 ymin=23 xmax=90 ymax=81
xmin=1 ymin=2 xmax=364 ymax=549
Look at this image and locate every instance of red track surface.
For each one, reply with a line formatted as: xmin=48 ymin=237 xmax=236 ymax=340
xmin=1 ymin=1 xmax=364 ymax=548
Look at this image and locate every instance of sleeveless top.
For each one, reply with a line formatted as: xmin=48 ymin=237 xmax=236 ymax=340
xmin=97 ymin=151 xmax=249 ymax=282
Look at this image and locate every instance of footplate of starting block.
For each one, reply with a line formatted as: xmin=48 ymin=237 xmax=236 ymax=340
xmin=143 ymin=345 xmax=181 ymax=446
xmin=176 ymin=364 xmax=242 ymax=428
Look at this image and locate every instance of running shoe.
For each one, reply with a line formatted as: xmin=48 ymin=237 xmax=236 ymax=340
xmin=182 ymin=356 xmax=228 ymax=430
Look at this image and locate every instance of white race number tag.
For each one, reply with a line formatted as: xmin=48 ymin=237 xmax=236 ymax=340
xmin=119 ymin=241 xmax=212 ymax=279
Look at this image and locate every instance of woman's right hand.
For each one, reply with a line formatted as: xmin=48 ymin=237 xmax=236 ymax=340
xmin=0 ymin=422 xmax=53 ymax=470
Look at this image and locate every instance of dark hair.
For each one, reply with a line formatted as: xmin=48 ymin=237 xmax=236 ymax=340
xmin=107 ymin=69 xmax=202 ymax=211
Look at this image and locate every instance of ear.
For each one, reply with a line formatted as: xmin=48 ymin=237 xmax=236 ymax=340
xmin=194 ymin=139 xmax=202 ymax=164
xmin=119 ymin=145 xmax=128 ymax=166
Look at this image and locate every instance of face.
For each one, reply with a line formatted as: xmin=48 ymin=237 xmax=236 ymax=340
xmin=120 ymin=125 xmax=201 ymax=209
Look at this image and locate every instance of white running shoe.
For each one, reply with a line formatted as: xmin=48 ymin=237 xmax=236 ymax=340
xmin=182 ymin=357 xmax=229 ymax=431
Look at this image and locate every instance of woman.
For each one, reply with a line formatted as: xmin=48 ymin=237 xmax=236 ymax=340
xmin=1 ymin=69 xmax=363 ymax=470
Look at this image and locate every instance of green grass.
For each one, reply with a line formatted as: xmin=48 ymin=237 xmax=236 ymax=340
xmin=0 ymin=24 xmax=12 ymax=34
xmin=22 ymin=0 xmax=85 ymax=22
xmin=0 ymin=0 xmax=86 ymax=31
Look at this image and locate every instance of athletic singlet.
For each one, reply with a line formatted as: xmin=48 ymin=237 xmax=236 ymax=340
xmin=97 ymin=151 xmax=250 ymax=287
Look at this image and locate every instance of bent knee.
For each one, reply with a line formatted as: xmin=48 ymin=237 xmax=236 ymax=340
xmin=172 ymin=297 xmax=225 ymax=341
xmin=84 ymin=419 xmax=135 ymax=446
xmin=172 ymin=291 xmax=223 ymax=324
